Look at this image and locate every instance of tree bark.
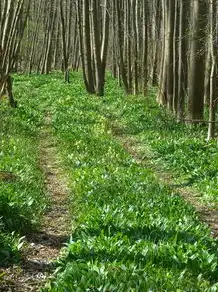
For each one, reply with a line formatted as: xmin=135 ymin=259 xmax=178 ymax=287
xmin=187 ymin=0 xmax=208 ymax=122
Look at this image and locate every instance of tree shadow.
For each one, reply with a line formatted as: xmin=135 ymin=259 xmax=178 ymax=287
xmin=67 ymin=224 xmax=218 ymax=283
xmin=73 ymin=223 xmax=211 ymax=246
xmin=169 ymin=181 xmax=195 ymax=188
xmin=20 ymin=258 xmax=55 ymax=273
xmin=0 ymin=231 xmax=69 ymax=269
xmin=65 ymin=244 xmax=218 ymax=284
xmin=26 ymin=231 xmax=69 ymax=249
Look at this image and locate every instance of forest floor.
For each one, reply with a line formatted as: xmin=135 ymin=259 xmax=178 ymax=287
xmin=0 ymin=73 xmax=218 ymax=291
xmin=113 ymin=130 xmax=218 ymax=238
xmin=0 ymin=112 xmax=71 ymax=291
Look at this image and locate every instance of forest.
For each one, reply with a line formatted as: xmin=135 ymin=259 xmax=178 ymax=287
xmin=0 ymin=0 xmax=218 ymax=291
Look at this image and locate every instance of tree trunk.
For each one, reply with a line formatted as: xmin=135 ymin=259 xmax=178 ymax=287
xmin=83 ymin=0 xmax=95 ymax=93
xmin=187 ymin=0 xmax=208 ymax=122
xmin=177 ymin=0 xmax=188 ymax=120
xmin=207 ymin=0 xmax=217 ymax=140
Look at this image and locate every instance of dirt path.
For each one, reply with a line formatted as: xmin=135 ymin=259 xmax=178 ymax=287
xmin=0 ymin=114 xmax=71 ymax=291
xmin=110 ymin=123 xmax=218 ymax=238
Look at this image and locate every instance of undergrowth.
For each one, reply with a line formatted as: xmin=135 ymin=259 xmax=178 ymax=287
xmin=99 ymin=80 xmax=218 ymax=209
xmin=27 ymin=72 xmax=218 ymax=291
xmin=0 ymin=75 xmax=47 ymax=266
xmin=2 ymin=72 xmax=217 ymax=290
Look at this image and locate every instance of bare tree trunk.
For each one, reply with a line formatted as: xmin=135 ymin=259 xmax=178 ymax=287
xmin=59 ymin=0 xmax=69 ymax=82
xmin=187 ymin=0 xmax=208 ymax=122
xmin=83 ymin=0 xmax=95 ymax=93
xmin=132 ymin=0 xmax=139 ymax=95
xmin=0 ymin=0 xmax=29 ymax=107
xmin=43 ymin=0 xmax=57 ymax=74
xmin=177 ymin=0 xmax=188 ymax=120
xmin=126 ymin=0 xmax=132 ymax=93
xmin=207 ymin=0 xmax=217 ymax=140
xmin=76 ymin=0 xmax=89 ymax=90
xmin=166 ymin=0 xmax=175 ymax=111
xmin=172 ymin=0 xmax=179 ymax=114
xmin=100 ymin=0 xmax=110 ymax=94
xmin=142 ymin=0 xmax=148 ymax=95
xmin=157 ymin=0 xmax=167 ymax=105
xmin=115 ymin=0 xmax=129 ymax=94
xmin=91 ymin=0 xmax=103 ymax=95
xmin=28 ymin=0 xmax=43 ymax=75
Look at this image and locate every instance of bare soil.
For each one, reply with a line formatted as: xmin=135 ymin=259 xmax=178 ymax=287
xmin=0 ymin=171 xmax=17 ymax=182
xmin=0 ymin=115 xmax=71 ymax=291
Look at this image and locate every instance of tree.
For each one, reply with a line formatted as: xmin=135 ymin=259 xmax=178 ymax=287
xmin=59 ymin=0 xmax=73 ymax=83
xmin=76 ymin=0 xmax=109 ymax=96
xmin=207 ymin=0 xmax=218 ymax=140
xmin=91 ymin=0 xmax=110 ymax=96
xmin=187 ymin=0 xmax=208 ymax=122
xmin=177 ymin=0 xmax=188 ymax=120
xmin=1 ymin=0 xmax=217 ymax=140
xmin=0 ymin=0 xmax=30 ymax=107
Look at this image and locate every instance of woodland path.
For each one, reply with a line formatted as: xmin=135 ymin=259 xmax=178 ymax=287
xmin=1 ymin=113 xmax=71 ymax=291
xmin=0 ymin=80 xmax=217 ymax=290
xmin=110 ymin=122 xmax=218 ymax=238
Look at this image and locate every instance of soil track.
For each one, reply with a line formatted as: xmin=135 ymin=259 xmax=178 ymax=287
xmin=110 ymin=122 xmax=218 ymax=238
xmin=0 ymin=114 xmax=71 ymax=291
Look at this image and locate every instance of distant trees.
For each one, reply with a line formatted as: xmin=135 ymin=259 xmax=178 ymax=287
xmin=0 ymin=0 xmax=30 ymax=107
xmin=76 ymin=0 xmax=109 ymax=95
xmin=59 ymin=0 xmax=73 ymax=82
xmin=24 ymin=0 xmax=78 ymax=77
xmin=1 ymin=0 xmax=218 ymax=138
xmin=109 ymin=0 xmax=217 ymax=137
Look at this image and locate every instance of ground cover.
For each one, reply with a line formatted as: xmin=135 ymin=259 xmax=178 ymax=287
xmin=1 ymin=72 xmax=217 ymax=290
xmin=0 ymin=74 xmax=74 ymax=291
xmin=99 ymin=82 xmax=218 ymax=209
xmin=0 ymin=75 xmax=47 ymax=268
xmin=39 ymin=73 xmax=218 ymax=291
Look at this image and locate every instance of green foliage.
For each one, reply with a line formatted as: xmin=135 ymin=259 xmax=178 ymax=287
xmin=0 ymin=231 xmax=24 ymax=265
xmin=0 ymin=75 xmax=47 ymax=265
xmin=2 ymin=72 xmax=217 ymax=289
xmin=99 ymin=80 xmax=218 ymax=208
xmin=35 ymin=73 xmax=218 ymax=291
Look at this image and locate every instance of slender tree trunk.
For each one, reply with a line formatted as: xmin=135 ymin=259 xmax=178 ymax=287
xmin=115 ymin=0 xmax=129 ymax=94
xmin=207 ymin=0 xmax=217 ymax=140
xmin=187 ymin=0 xmax=208 ymax=122
xmin=142 ymin=0 xmax=148 ymax=95
xmin=76 ymin=0 xmax=89 ymax=90
xmin=177 ymin=0 xmax=188 ymax=120
xmin=59 ymin=0 xmax=69 ymax=82
xmin=91 ymin=0 xmax=103 ymax=95
xmin=157 ymin=0 xmax=167 ymax=105
xmin=172 ymin=0 xmax=179 ymax=114
xmin=83 ymin=0 xmax=95 ymax=93
xmin=166 ymin=0 xmax=175 ymax=111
